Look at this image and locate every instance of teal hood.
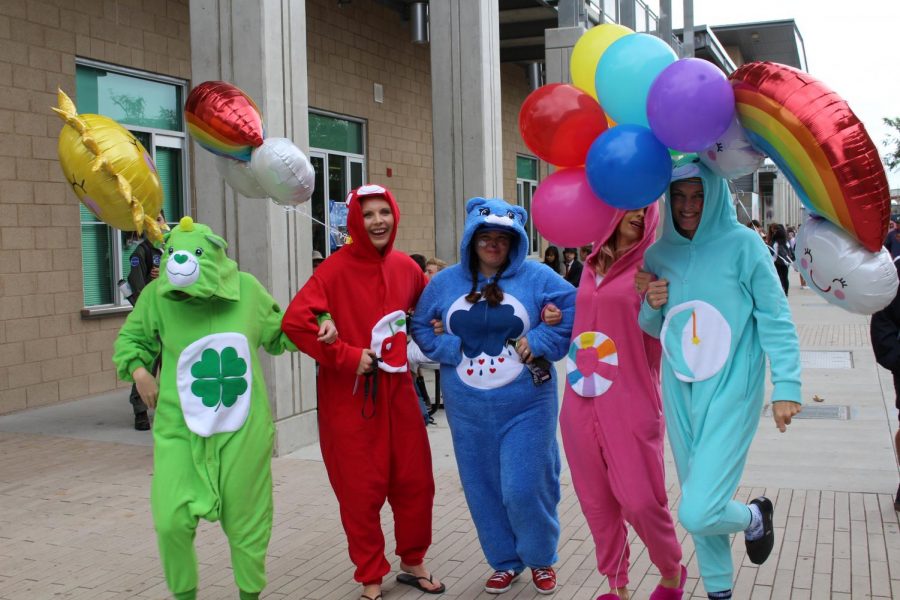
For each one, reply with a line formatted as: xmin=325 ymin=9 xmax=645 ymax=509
xmin=663 ymin=160 xmax=743 ymax=246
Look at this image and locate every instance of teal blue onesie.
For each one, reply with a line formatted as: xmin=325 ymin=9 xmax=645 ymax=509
xmin=638 ymin=163 xmax=802 ymax=593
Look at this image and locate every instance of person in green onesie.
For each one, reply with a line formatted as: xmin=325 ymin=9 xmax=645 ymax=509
xmin=113 ymin=216 xmax=332 ymax=599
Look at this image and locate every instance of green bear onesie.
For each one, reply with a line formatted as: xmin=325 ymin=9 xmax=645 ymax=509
xmin=113 ymin=217 xmax=297 ymax=600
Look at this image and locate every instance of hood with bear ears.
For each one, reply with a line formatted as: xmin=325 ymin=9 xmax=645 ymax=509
xmin=157 ymin=216 xmax=239 ymax=301
xmin=459 ymin=197 xmax=530 ymax=277
xmin=663 ymin=158 xmax=743 ymax=246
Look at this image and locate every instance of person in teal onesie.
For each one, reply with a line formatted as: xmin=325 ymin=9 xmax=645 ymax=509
xmin=638 ymin=161 xmax=802 ymax=599
xmin=113 ymin=217 xmax=310 ymax=600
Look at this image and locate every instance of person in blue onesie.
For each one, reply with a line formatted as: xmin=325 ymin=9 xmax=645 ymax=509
xmin=638 ymin=161 xmax=802 ymax=599
xmin=411 ymin=197 xmax=575 ymax=595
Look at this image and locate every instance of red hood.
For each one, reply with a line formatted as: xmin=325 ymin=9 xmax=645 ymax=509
xmin=344 ymin=184 xmax=400 ymax=261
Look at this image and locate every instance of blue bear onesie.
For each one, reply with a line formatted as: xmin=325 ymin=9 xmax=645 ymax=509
xmin=638 ymin=163 xmax=802 ymax=593
xmin=411 ymin=198 xmax=576 ymax=574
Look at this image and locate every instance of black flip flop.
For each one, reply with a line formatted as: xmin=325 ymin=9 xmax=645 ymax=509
xmin=396 ymin=573 xmax=446 ymax=594
xmin=360 ymin=594 xmax=382 ymax=600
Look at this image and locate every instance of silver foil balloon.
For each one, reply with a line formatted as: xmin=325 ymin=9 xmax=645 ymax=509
xmin=795 ymin=216 xmax=897 ymax=315
xmin=249 ymin=137 xmax=315 ymax=206
xmin=698 ymin=117 xmax=766 ymax=180
xmin=214 ymin=155 xmax=268 ymax=198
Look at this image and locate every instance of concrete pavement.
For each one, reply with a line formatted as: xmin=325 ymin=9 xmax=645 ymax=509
xmin=1 ymin=271 xmax=898 ymax=599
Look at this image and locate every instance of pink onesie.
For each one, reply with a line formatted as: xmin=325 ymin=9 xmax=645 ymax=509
xmin=559 ymin=202 xmax=682 ymax=588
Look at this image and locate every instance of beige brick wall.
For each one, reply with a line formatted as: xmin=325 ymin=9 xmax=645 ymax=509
xmin=306 ymin=0 xmax=435 ymax=259
xmin=0 ymin=0 xmax=190 ymax=414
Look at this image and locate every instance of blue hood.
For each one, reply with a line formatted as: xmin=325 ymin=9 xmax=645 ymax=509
xmin=663 ymin=160 xmax=742 ymax=246
xmin=459 ymin=197 xmax=530 ymax=276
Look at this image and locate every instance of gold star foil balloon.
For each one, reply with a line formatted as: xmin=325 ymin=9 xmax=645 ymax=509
xmin=52 ymin=89 xmax=164 ymax=242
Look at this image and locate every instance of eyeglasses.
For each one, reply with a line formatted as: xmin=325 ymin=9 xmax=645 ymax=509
xmin=476 ymin=234 xmax=511 ymax=246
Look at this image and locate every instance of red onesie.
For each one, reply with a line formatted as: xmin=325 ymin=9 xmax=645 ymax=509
xmin=282 ymin=185 xmax=433 ymax=585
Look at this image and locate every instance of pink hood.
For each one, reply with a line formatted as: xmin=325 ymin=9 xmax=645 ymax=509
xmin=565 ymin=201 xmax=662 ymax=417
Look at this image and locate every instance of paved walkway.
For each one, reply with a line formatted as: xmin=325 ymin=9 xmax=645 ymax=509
xmin=1 ymin=272 xmax=898 ymax=599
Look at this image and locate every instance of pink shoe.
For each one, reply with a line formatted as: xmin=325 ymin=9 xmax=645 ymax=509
xmin=596 ymin=595 xmax=621 ymax=600
xmin=648 ymin=565 xmax=687 ymax=600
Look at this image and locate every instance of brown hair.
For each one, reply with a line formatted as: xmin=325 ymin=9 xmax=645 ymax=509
xmin=590 ymin=232 xmax=628 ymax=277
xmin=425 ymin=257 xmax=447 ymax=270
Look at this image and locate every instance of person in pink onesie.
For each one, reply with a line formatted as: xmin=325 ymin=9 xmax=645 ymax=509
xmin=558 ymin=203 xmax=686 ymax=600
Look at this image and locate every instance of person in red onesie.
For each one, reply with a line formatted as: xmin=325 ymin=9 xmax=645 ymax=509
xmin=282 ymin=184 xmax=444 ymax=600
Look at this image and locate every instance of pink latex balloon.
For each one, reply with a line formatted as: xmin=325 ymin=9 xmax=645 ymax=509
xmin=531 ymin=168 xmax=618 ymax=247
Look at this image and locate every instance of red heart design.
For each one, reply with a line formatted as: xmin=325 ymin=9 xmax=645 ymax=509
xmin=466 ymin=369 xmax=474 ymax=376
xmin=498 ymin=357 xmax=505 ymax=363
xmin=489 ymin=368 xmax=496 ymax=373
xmin=478 ymin=359 xmax=485 ymax=364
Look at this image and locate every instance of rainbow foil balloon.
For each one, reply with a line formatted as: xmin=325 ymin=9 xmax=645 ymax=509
xmin=53 ymin=89 xmax=164 ymax=242
xmin=730 ymin=62 xmax=889 ymax=252
xmin=184 ymin=81 xmax=264 ymax=162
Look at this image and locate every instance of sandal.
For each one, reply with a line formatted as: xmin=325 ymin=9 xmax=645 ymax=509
xmin=396 ymin=572 xmax=446 ymax=594
xmin=360 ymin=594 xmax=382 ymax=600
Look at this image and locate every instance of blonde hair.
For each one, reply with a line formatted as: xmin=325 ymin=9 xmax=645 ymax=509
xmin=591 ymin=232 xmax=627 ymax=276
xmin=425 ymin=257 xmax=447 ymax=271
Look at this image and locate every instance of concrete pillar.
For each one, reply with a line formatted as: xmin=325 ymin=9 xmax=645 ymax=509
xmin=429 ymin=0 xmax=504 ymax=263
xmin=545 ymin=26 xmax=587 ymax=85
xmin=189 ymin=0 xmax=318 ymax=455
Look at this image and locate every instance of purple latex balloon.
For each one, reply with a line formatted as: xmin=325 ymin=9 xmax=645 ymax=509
xmin=647 ymin=58 xmax=735 ymax=152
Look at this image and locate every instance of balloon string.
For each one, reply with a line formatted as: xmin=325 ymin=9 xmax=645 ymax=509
xmin=280 ymin=204 xmax=351 ymax=244
xmin=730 ymin=184 xmax=794 ymax=267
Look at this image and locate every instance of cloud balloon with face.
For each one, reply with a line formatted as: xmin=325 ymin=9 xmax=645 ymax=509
xmin=795 ymin=216 xmax=897 ymax=315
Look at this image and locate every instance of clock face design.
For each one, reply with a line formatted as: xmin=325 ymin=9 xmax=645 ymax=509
xmin=659 ymin=300 xmax=731 ymax=382
xmin=566 ymin=330 xmax=618 ymax=397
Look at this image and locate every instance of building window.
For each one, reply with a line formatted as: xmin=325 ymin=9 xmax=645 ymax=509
xmin=516 ymin=155 xmax=540 ymax=256
xmin=75 ymin=60 xmax=188 ymax=310
xmin=308 ymin=110 xmax=366 ymax=258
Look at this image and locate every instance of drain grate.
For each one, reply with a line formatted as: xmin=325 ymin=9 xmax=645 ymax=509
xmin=764 ymin=404 xmax=850 ymax=420
xmin=799 ymin=350 xmax=853 ymax=369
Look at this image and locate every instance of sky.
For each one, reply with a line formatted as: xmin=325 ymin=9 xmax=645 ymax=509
xmin=667 ymin=0 xmax=900 ymax=189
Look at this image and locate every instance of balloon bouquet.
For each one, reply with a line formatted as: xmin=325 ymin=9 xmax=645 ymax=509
xmin=184 ymin=81 xmax=316 ymax=207
xmin=519 ymin=24 xmax=896 ymax=314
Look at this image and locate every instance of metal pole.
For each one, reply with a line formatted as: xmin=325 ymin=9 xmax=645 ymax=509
xmin=659 ymin=0 xmax=672 ymax=45
xmin=682 ymin=0 xmax=694 ymax=57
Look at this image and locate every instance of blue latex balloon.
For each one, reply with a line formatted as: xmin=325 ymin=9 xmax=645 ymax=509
xmin=585 ymin=125 xmax=672 ymax=209
xmin=595 ymin=33 xmax=677 ymax=127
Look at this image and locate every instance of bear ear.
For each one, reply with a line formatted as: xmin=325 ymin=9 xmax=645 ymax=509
xmin=162 ymin=231 xmax=172 ymax=245
xmin=204 ymin=234 xmax=228 ymax=250
xmin=465 ymin=197 xmax=488 ymax=215
xmin=511 ymin=204 xmax=527 ymax=225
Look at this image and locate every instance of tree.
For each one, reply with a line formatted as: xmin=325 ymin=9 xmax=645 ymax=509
xmin=883 ymin=117 xmax=900 ymax=171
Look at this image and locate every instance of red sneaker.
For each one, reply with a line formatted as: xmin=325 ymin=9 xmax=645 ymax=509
xmin=484 ymin=570 xmax=519 ymax=594
xmin=532 ymin=567 xmax=557 ymax=594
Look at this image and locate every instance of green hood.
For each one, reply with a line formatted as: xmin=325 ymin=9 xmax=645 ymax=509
xmin=663 ymin=159 xmax=743 ymax=246
xmin=157 ymin=217 xmax=239 ymax=301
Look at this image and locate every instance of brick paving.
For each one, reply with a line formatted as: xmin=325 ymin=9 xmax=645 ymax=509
xmin=1 ymin=428 xmax=898 ymax=600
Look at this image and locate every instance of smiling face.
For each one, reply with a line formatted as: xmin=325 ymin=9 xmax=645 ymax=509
xmin=474 ymin=230 xmax=512 ymax=272
xmin=361 ymin=197 xmax=394 ymax=253
xmin=616 ymin=207 xmax=647 ymax=249
xmin=670 ymin=180 xmax=704 ymax=239
xmin=796 ymin=217 xmax=899 ymax=314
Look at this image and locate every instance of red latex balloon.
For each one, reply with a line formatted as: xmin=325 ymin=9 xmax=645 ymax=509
xmin=184 ymin=81 xmax=264 ymax=161
xmin=519 ymin=84 xmax=609 ymax=167
xmin=730 ymin=62 xmax=889 ymax=252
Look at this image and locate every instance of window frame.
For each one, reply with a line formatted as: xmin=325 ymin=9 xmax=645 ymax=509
xmin=308 ymin=109 xmax=367 ymax=258
xmin=515 ymin=154 xmax=541 ymax=257
xmin=75 ymin=58 xmax=190 ymax=317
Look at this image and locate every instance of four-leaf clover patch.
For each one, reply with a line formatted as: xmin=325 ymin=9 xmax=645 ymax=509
xmin=190 ymin=347 xmax=249 ymax=411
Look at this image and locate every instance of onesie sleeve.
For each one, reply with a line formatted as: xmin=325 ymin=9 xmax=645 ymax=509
xmin=638 ymin=300 xmax=664 ymax=338
xmin=871 ymin=302 xmax=900 ymax=371
xmin=113 ymin=281 xmax=161 ymax=381
xmin=747 ymin=254 xmax=802 ymax=403
xmin=282 ymin=274 xmax=364 ymax=374
xmin=410 ymin=274 xmax=462 ymax=365
xmin=524 ymin=266 xmax=576 ymax=362
xmin=249 ymin=275 xmax=298 ymax=356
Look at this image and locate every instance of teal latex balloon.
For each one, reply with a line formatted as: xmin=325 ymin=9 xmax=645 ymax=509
xmin=595 ymin=33 xmax=677 ymax=127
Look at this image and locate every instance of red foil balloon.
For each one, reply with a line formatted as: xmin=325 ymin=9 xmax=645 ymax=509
xmin=730 ymin=62 xmax=889 ymax=252
xmin=184 ymin=81 xmax=264 ymax=162
xmin=519 ymin=83 xmax=609 ymax=167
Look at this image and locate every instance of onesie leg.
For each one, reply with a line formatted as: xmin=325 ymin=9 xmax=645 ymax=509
xmin=498 ymin=399 xmax=561 ymax=569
